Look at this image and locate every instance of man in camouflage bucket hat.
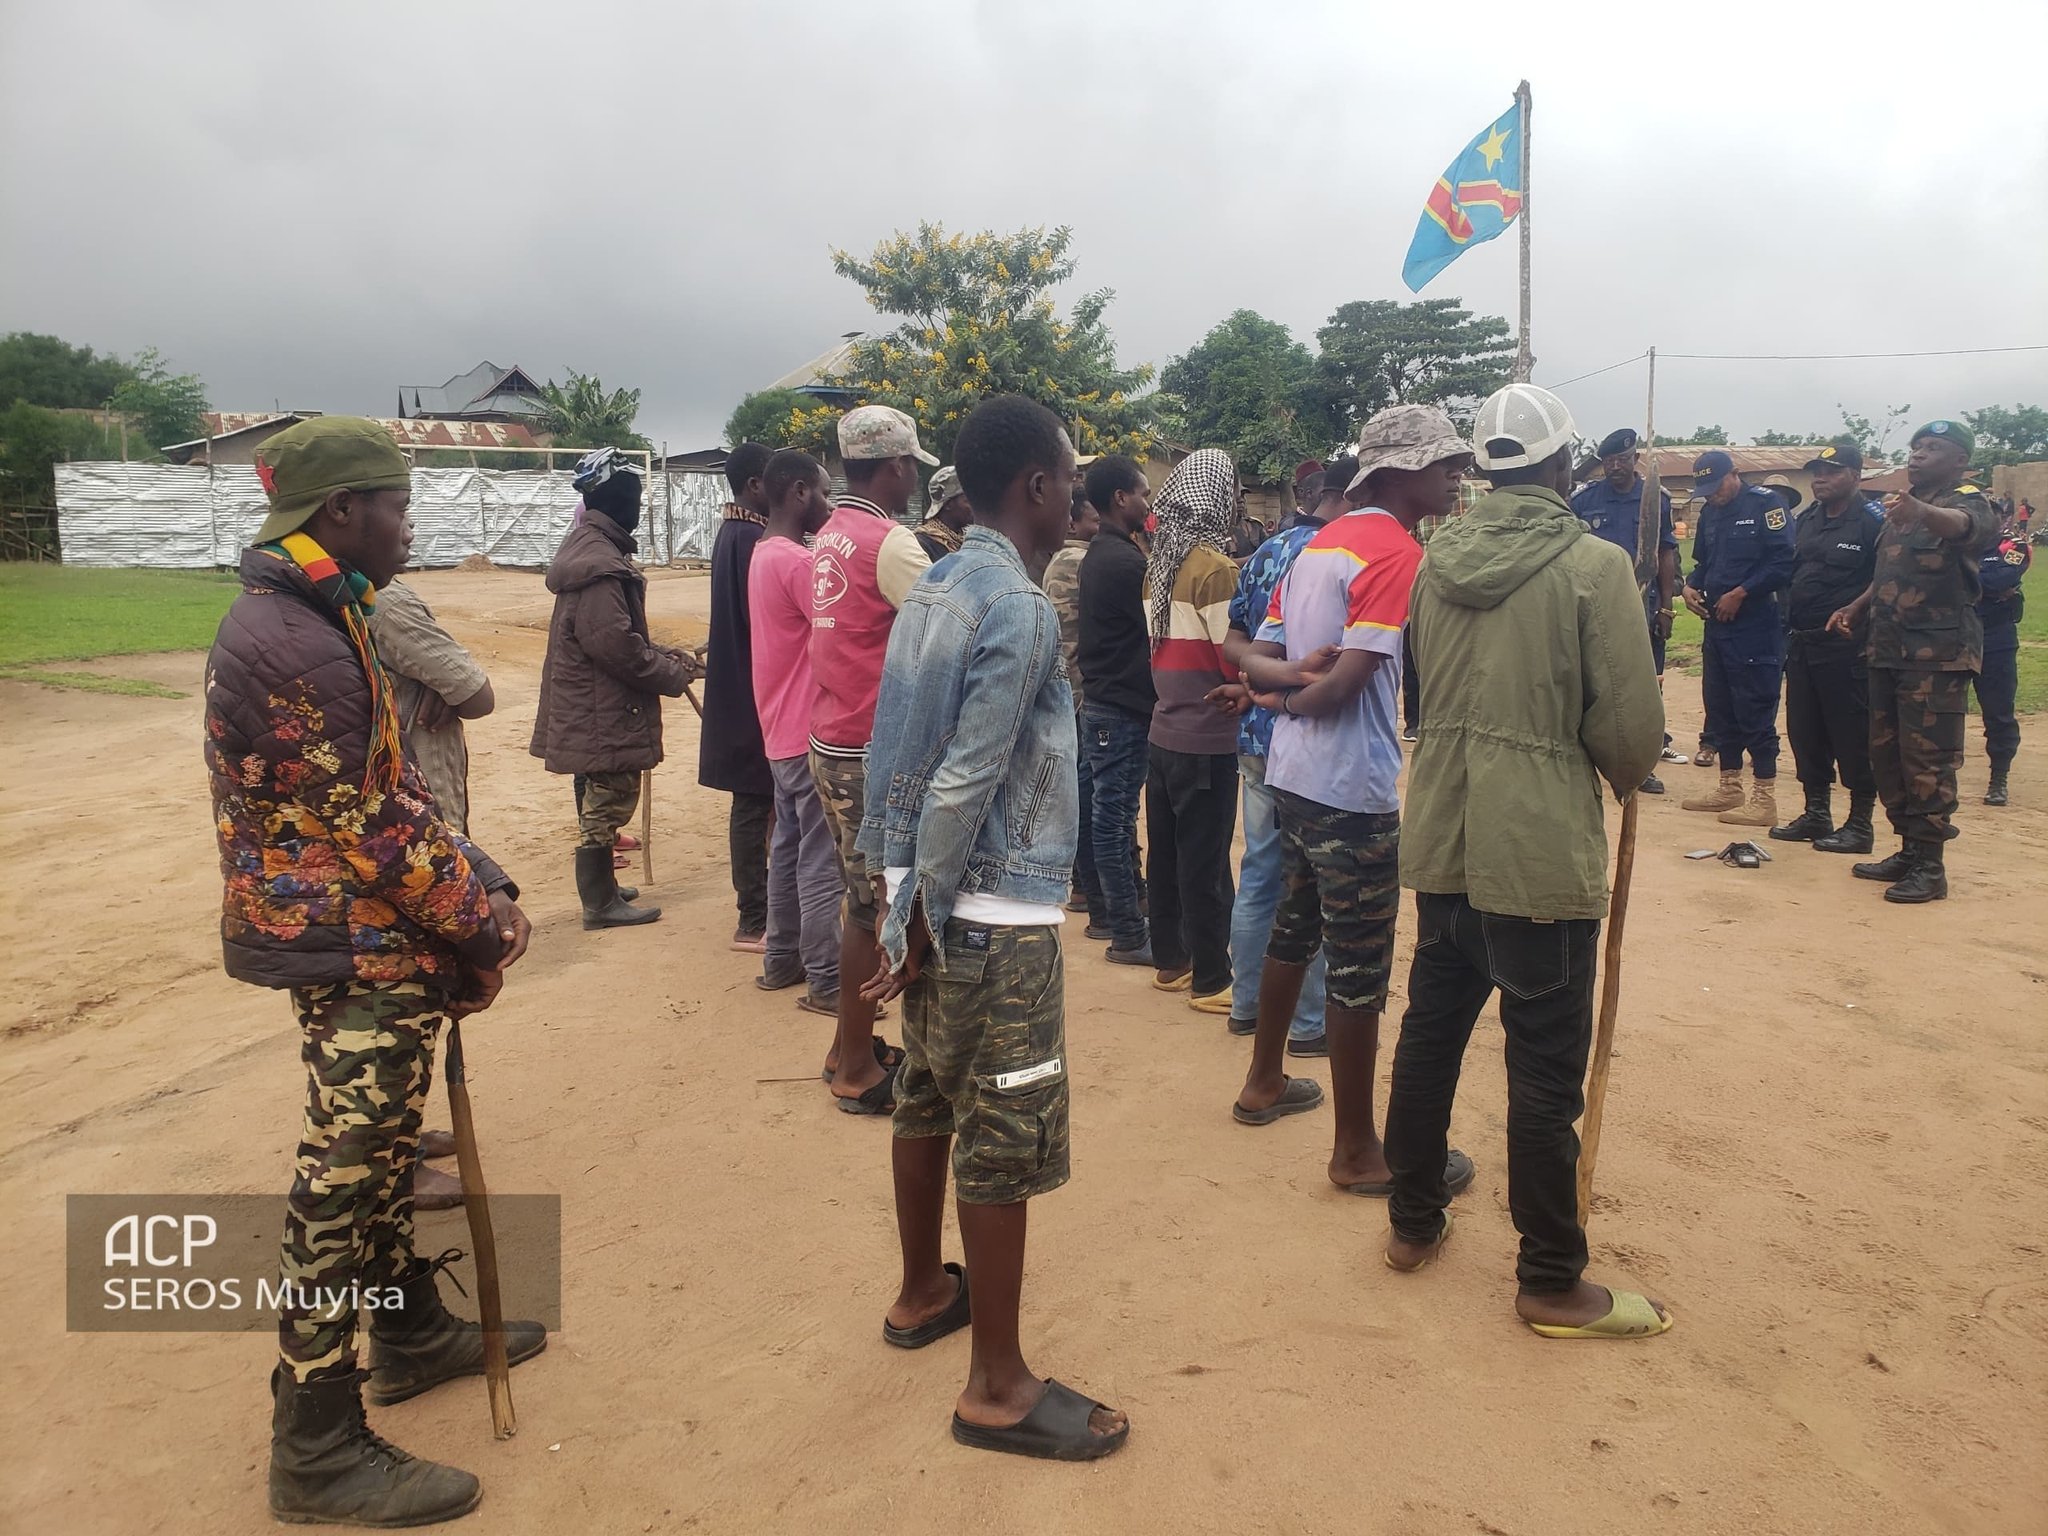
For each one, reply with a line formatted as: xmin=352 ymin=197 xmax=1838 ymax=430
xmin=915 ymin=463 xmax=973 ymax=561
xmin=205 ymin=416 xmax=545 ymax=1526
xmin=1235 ymin=404 xmax=1479 ymax=1209
xmin=1827 ymin=419 xmax=2003 ymax=901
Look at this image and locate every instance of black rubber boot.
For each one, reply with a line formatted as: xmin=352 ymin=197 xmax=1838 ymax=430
xmin=1985 ymin=762 xmax=2011 ymax=807
xmin=1813 ymin=792 xmax=1875 ymax=854
xmin=1883 ymin=840 xmax=1948 ymax=904
xmin=269 ymin=1367 xmax=480 ymax=1528
xmin=367 ymin=1253 xmax=547 ymax=1406
xmin=1770 ymin=785 xmax=1833 ymax=842
xmin=574 ymin=845 xmax=661 ymax=929
xmin=1852 ymin=838 xmax=1914 ymax=882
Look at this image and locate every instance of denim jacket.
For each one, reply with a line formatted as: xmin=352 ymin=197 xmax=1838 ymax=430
xmin=858 ymin=526 xmax=1078 ymax=972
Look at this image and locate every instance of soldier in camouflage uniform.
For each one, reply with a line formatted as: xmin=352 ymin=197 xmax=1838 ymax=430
xmin=206 ymin=417 xmax=545 ymax=1527
xmin=1828 ymin=419 xmax=2004 ymax=903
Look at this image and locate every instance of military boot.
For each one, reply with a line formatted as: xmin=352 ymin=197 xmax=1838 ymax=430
xmin=1883 ymin=840 xmax=1948 ymax=904
xmin=1985 ymin=761 xmax=2011 ymax=807
xmin=1683 ymin=770 xmax=1745 ymax=813
xmin=1853 ymin=840 xmax=1915 ymax=882
xmin=574 ymin=845 xmax=661 ymax=929
xmin=269 ymin=1367 xmax=480 ymax=1527
xmin=1769 ymin=784 xmax=1832 ymax=841
xmin=1813 ymin=791 xmax=1875 ymax=854
xmin=367 ymin=1252 xmax=548 ymax=1406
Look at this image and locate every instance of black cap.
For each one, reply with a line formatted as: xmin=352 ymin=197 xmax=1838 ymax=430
xmin=1595 ymin=427 xmax=1639 ymax=459
xmin=1802 ymin=440 xmax=1863 ymax=474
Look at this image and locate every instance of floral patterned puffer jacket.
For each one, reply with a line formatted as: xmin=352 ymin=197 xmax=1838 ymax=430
xmin=204 ymin=546 xmax=513 ymax=990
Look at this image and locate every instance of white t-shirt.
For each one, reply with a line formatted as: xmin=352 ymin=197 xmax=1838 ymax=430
xmin=883 ymin=868 xmax=1066 ymax=928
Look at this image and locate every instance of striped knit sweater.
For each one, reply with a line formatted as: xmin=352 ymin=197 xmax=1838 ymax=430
xmin=1146 ymin=544 xmax=1240 ymax=754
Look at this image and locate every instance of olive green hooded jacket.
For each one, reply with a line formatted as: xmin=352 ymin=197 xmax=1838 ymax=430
xmin=1400 ymin=485 xmax=1665 ymax=920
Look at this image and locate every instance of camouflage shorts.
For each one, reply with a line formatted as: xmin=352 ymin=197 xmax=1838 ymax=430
xmin=1268 ymin=792 xmax=1402 ymax=1013
xmin=279 ymin=980 xmax=447 ymax=1381
xmin=893 ymin=921 xmax=1071 ymax=1206
xmin=576 ymin=770 xmax=640 ymax=848
xmin=808 ymin=747 xmax=878 ymax=932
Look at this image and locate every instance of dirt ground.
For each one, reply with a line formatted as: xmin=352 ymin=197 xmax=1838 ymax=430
xmin=3 ymin=566 xmax=2043 ymax=1536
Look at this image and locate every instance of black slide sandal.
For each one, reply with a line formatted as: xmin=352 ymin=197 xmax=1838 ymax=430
xmin=951 ymin=1379 xmax=1129 ymax=1462
xmin=821 ymin=1039 xmax=905 ymax=1085
xmin=1343 ymin=1146 xmax=1476 ymax=1198
xmin=1231 ymin=1075 xmax=1324 ymax=1126
xmin=882 ymin=1262 xmax=970 ymax=1349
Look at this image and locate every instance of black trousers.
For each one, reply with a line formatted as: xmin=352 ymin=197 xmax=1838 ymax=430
xmin=729 ymin=791 xmax=772 ymax=932
xmin=1144 ymin=746 xmax=1238 ymax=996
xmin=1401 ymin=623 xmax=1420 ymax=730
xmin=1783 ymin=635 xmax=1874 ymax=796
xmin=1385 ymin=892 xmax=1600 ymax=1295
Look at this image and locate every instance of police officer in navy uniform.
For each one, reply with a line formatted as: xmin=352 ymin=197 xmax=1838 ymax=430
xmin=1571 ymin=427 xmax=1684 ymax=793
xmin=1680 ymin=450 xmax=1798 ymax=827
xmin=1770 ymin=441 xmax=1886 ymax=852
xmin=1974 ymin=511 xmax=2032 ymax=805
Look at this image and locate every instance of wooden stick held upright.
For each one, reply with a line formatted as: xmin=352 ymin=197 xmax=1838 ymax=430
xmin=444 ymin=1021 xmax=516 ymax=1439
xmin=1578 ymin=347 xmax=1659 ymax=1231
xmin=639 ymin=769 xmax=654 ymax=885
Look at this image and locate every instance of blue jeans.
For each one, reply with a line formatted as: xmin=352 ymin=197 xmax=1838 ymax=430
xmin=1083 ymin=703 xmax=1150 ymax=949
xmin=1231 ymin=754 xmax=1326 ymax=1039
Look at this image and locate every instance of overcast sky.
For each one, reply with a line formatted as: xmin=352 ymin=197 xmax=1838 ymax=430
xmin=4 ymin=0 xmax=2044 ymax=455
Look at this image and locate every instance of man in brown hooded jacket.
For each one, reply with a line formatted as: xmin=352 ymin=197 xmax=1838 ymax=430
xmin=530 ymin=448 xmax=700 ymax=928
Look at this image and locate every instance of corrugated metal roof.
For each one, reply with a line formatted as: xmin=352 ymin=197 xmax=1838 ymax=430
xmin=1650 ymin=445 xmax=1837 ymax=473
xmin=377 ymin=418 xmax=538 ymax=449
xmin=200 ymin=411 xmax=319 ymax=437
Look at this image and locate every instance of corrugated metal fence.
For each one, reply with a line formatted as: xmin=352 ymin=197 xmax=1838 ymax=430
xmin=52 ymin=462 xmax=730 ymax=568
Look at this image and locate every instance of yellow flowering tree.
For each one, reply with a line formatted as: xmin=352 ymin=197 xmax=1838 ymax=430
xmin=826 ymin=224 xmax=1157 ymax=462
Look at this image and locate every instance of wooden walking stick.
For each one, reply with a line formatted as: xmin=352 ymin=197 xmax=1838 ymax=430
xmin=444 ymin=1021 xmax=516 ymax=1439
xmin=638 ymin=770 xmax=654 ymax=885
xmin=1578 ymin=348 xmax=1661 ymax=1231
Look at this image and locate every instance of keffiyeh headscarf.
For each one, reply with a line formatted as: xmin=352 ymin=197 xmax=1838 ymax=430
xmin=1146 ymin=448 xmax=1239 ymax=641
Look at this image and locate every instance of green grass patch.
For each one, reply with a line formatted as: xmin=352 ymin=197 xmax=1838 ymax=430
xmin=0 ymin=566 xmax=237 ymax=666
xmin=0 ymin=667 xmax=188 ymax=698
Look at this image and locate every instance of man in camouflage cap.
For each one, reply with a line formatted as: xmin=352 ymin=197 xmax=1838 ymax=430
xmin=915 ymin=463 xmax=972 ymax=561
xmin=1827 ymin=419 xmax=2003 ymax=902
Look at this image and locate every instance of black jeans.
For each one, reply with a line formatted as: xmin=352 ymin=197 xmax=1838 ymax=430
xmin=1083 ymin=704 xmax=1152 ymax=949
xmin=1144 ymin=746 xmax=1238 ymax=996
xmin=1784 ymin=634 xmax=1874 ymax=795
xmin=1385 ymin=892 xmax=1600 ymax=1295
xmin=729 ymin=791 xmax=772 ymax=933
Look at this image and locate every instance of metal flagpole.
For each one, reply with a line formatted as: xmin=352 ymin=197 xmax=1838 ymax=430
xmin=1513 ymin=79 xmax=1534 ymax=382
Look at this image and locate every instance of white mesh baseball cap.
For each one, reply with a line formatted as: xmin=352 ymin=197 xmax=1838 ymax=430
xmin=1473 ymin=383 xmax=1577 ymax=471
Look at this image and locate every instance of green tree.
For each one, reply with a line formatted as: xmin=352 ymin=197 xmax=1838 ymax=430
xmin=1961 ymin=403 xmax=2048 ymax=468
xmin=723 ymin=387 xmax=813 ymax=450
xmin=538 ymin=371 xmax=653 ymax=452
xmin=1654 ymin=425 xmax=1729 ymax=446
xmin=0 ymin=333 xmax=136 ymax=410
xmin=1309 ymin=297 xmax=1514 ymax=440
xmin=0 ymin=402 xmax=129 ymax=505
xmin=827 ymin=223 xmax=1157 ymax=461
xmin=1159 ymin=311 xmax=1325 ymax=483
xmin=110 ymin=347 xmax=208 ymax=450
xmin=1750 ymin=429 xmax=1812 ymax=447
xmin=1836 ymin=402 xmax=1911 ymax=465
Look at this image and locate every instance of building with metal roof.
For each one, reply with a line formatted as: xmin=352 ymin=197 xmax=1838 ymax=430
xmin=396 ymin=361 xmax=549 ymax=422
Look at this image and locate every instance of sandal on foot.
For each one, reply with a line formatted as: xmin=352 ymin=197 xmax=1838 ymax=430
xmin=1385 ymin=1211 xmax=1453 ymax=1272
xmin=1231 ymin=1075 xmax=1324 ymax=1126
xmin=1526 ymin=1289 xmax=1673 ymax=1340
xmin=835 ymin=1061 xmax=899 ymax=1115
xmin=1152 ymin=967 xmax=1193 ymax=992
xmin=883 ymin=1263 xmax=970 ymax=1349
xmin=950 ymin=1379 xmax=1129 ymax=1462
xmin=822 ymin=1039 xmax=905 ymax=1084
xmin=756 ymin=964 xmax=806 ymax=992
xmin=1343 ymin=1147 xmax=1475 ymax=1199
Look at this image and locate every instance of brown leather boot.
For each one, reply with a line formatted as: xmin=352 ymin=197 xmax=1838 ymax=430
xmin=1683 ymin=770 xmax=1744 ymax=813
xmin=1719 ymin=776 xmax=1779 ymax=827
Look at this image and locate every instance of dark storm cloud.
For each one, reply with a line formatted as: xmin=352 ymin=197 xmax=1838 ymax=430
xmin=4 ymin=0 xmax=2043 ymax=452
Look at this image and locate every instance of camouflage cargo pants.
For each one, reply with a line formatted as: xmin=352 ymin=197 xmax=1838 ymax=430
xmin=576 ymin=770 xmax=640 ymax=849
xmin=1869 ymin=666 xmax=1968 ymax=844
xmin=278 ymin=980 xmax=445 ymax=1381
xmin=894 ymin=921 xmax=1071 ymax=1206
